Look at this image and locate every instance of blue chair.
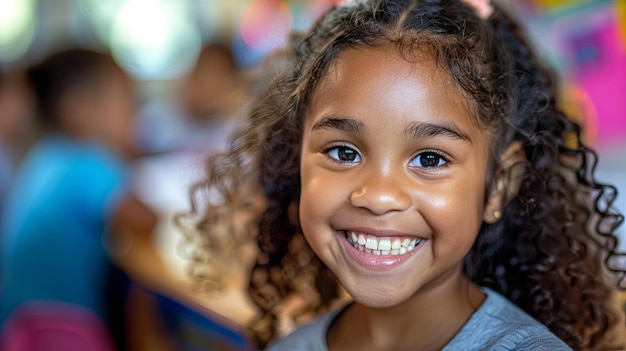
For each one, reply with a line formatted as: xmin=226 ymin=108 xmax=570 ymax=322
xmin=153 ymin=292 xmax=254 ymax=351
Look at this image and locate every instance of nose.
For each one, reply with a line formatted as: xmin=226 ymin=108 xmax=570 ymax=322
xmin=350 ymin=168 xmax=412 ymax=215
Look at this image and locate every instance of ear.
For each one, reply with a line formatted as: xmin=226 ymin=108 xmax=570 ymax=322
xmin=483 ymin=141 xmax=526 ymax=223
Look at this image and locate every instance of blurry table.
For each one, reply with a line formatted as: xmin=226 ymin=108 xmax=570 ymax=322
xmin=114 ymin=151 xmax=259 ymax=350
xmin=113 ymin=223 xmax=258 ymax=351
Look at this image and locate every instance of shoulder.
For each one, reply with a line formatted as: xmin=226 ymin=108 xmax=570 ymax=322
xmin=44 ymin=138 xmax=128 ymax=214
xmin=266 ymin=309 xmax=341 ymax=351
xmin=443 ymin=288 xmax=572 ymax=351
xmin=73 ymin=142 xmax=126 ymax=175
xmin=26 ymin=136 xmax=125 ymax=177
xmin=56 ymin=141 xmax=128 ymax=197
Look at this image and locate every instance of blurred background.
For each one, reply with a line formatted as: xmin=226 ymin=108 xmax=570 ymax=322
xmin=0 ymin=0 xmax=624 ymax=350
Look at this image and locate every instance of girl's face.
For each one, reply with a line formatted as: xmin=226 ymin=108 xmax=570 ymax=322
xmin=299 ymin=46 xmax=493 ymax=307
xmin=97 ymin=69 xmax=135 ymax=154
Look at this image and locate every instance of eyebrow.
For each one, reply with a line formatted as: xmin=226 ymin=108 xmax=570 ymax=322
xmin=311 ymin=116 xmax=367 ymax=135
xmin=311 ymin=116 xmax=471 ymax=143
xmin=405 ymin=121 xmax=472 ymax=143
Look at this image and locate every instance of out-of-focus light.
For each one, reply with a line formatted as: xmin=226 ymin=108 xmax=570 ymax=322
xmin=82 ymin=0 xmax=126 ymax=42
xmin=196 ymin=1 xmax=239 ymax=42
xmin=0 ymin=0 xmax=37 ymax=62
xmin=85 ymin=0 xmax=201 ymax=80
xmin=290 ymin=0 xmax=335 ymax=32
xmin=234 ymin=0 xmax=345 ymax=67
xmin=232 ymin=33 xmax=265 ymax=68
xmin=240 ymin=0 xmax=292 ymax=53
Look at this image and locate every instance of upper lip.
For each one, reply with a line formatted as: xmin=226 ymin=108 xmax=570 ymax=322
xmin=341 ymin=227 xmax=426 ymax=239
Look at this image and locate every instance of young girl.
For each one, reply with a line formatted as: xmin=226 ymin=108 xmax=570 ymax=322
xmin=185 ymin=0 xmax=625 ymax=349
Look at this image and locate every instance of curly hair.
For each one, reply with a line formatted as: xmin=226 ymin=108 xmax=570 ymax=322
xmin=183 ymin=0 xmax=625 ymax=349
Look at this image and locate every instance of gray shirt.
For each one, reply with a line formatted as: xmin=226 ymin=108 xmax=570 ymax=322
xmin=267 ymin=288 xmax=572 ymax=350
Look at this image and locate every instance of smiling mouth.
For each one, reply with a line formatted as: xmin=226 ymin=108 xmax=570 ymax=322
xmin=344 ymin=231 xmax=422 ymax=256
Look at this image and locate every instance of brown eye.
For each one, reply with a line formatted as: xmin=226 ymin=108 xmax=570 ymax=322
xmin=410 ymin=151 xmax=447 ymax=168
xmin=327 ymin=146 xmax=361 ymax=163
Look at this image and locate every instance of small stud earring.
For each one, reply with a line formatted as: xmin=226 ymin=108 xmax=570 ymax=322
xmin=493 ymin=210 xmax=501 ymax=220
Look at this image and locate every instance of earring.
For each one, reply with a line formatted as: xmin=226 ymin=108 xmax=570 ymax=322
xmin=493 ymin=210 xmax=501 ymax=220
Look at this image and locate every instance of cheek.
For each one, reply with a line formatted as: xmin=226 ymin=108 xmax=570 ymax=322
xmin=426 ymin=194 xmax=476 ymax=224
xmin=424 ymin=176 xmax=487 ymax=254
xmin=299 ymin=161 xmax=327 ymax=232
xmin=299 ymin=176 xmax=326 ymax=257
xmin=298 ymin=156 xmax=345 ymax=244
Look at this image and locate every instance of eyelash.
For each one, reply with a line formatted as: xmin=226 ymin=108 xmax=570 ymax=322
xmin=321 ymin=142 xmax=360 ymax=165
xmin=320 ymin=144 xmax=451 ymax=169
xmin=409 ymin=149 xmax=451 ymax=170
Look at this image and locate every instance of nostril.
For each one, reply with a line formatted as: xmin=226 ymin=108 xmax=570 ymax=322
xmin=349 ymin=185 xmax=412 ymax=215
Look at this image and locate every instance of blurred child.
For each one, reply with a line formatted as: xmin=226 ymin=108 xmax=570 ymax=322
xmin=131 ymin=43 xmax=248 ymax=250
xmin=0 ymin=49 xmax=156 ymax=347
xmin=186 ymin=0 xmax=625 ymax=350
xmin=136 ymin=43 xmax=245 ymax=155
xmin=0 ymin=69 xmax=32 ymax=215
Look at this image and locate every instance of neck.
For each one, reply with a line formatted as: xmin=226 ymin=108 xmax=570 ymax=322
xmin=329 ymin=267 xmax=485 ymax=351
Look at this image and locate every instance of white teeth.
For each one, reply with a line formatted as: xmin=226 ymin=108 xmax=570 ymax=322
xmin=378 ymin=238 xmax=392 ymax=251
xmin=357 ymin=234 xmax=366 ymax=245
xmin=407 ymin=239 xmax=421 ymax=252
xmin=365 ymin=235 xmax=378 ymax=250
xmin=391 ymin=239 xmax=401 ymax=250
xmin=345 ymin=232 xmax=422 ymax=256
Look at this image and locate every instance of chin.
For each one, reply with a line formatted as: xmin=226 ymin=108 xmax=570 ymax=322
xmin=352 ymin=293 xmax=410 ymax=309
xmin=343 ymin=282 xmax=416 ymax=308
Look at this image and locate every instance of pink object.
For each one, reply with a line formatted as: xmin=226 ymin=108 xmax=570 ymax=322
xmin=0 ymin=302 xmax=116 ymax=351
xmin=461 ymin=0 xmax=494 ymax=19
xmin=240 ymin=0 xmax=292 ymax=52
xmin=562 ymin=12 xmax=626 ymax=148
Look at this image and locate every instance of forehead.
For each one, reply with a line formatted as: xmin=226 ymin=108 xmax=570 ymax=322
xmin=305 ymin=45 xmax=482 ymax=136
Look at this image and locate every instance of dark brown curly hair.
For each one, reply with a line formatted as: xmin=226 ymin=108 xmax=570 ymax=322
xmin=182 ymin=0 xmax=625 ymax=349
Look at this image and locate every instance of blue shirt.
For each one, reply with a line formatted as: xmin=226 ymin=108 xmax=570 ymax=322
xmin=267 ymin=288 xmax=572 ymax=350
xmin=0 ymin=135 xmax=128 ymax=324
